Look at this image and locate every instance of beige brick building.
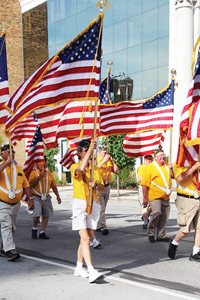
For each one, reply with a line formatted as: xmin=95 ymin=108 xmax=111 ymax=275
xmin=0 ymin=0 xmax=48 ymax=165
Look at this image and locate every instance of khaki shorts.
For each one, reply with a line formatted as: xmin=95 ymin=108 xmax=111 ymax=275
xmin=72 ymin=199 xmax=100 ymax=231
xmin=33 ymin=195 xmax=53 ymax=218
xmin=176 ymin=195 xmax=200 ymax=233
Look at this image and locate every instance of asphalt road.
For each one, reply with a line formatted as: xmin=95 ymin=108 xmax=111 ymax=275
xmin=0 ymin=186 xmax=200 ymax=300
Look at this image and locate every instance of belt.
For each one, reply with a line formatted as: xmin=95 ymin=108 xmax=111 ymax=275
xmin=0 ymin=199 xmax=18 ymax=206
xmin=104 ymin=183 xmax=110 ymax=187
xmin=177 ymin=193 xmax=200 ymax=200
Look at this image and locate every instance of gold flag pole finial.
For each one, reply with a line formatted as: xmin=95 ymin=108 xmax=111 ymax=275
xmin=171 ymin=68 xmax=178 ymax=91
xmin=96 ymin=0 xmax=110 ymax=12
xmin=107 ymin=60 xmax=113 ymax=74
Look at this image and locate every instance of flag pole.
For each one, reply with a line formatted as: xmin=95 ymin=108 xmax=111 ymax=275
xmin=169 ymin=68 xmax=177 ymax=163
xmin=86 ymin=2 xmax=106 ymax=214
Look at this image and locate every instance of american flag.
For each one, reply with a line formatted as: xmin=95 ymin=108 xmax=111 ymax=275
xmin=180 ymin=46 xmax=200 ymax=134
xmin=186 ymin=100 xmax=200 ymax=146
xmin=35 ymin=101 xmax=99 ymax=148
xmin=0 ymin=34 xmax=9 ymax=125
xmin=5 ymin=15 xmax=103 ymax=132
xmin=99 ymin=73 xmax=110 ymax=104
xmin=56 ymin=100 xmax=100 ymax=140
xmin=100 ymin=81 xmax=174 ymax=136
xmin=123 ymin=130 xmax=165 ymax=158
xmin=176 ymin=46 xmax=200 ymax=166
xmin=35 ymin=103 xmax=66 ymax=148
xmin=60 ymin=148 xmax=78 ymax=170
xmin=23 ymin=125 xmax=45 ymax=176
xmin=11 ymin=113 xmax=38 ymax=145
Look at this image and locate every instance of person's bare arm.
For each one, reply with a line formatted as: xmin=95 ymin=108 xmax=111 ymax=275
xmin=0 ymin=156 xmax=12 ymax=174
xmin=51 ymin=183 xmax=61 ymax=204
xmin=176 ymin=162 xmax=200 ymax=183
xmin=142 ymin=185 xmax=149 ymax=207
xmin=75 ymin=140 xmax=96 ymax=175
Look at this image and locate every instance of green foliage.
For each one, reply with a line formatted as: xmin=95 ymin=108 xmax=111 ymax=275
xmin=111 ymin=168 xmax=137 ymax=189
xmin=107 ymin=135 xmax=135 ymax=170
xmin=53 ymin=172 xmax=67 ymax=186
xmin=100 ymin=135 xmax=136 ymax=189
xmin=44 ymin=148 xmax=59 ymax=172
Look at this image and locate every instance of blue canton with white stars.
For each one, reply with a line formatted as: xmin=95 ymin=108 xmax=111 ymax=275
xmin=30 ymin=125 xmax=42 ymax=147
xmin=99 ymin=78 xmax=108 ymax=104
xmin=143 ymin=81 xmax=174 ymax=109
xmin=0 ymin=35 xmax=8 ymax=82
xmin=194 ymin=46 xmax=200 ymax=78
xmin=58 ymin=19 xmax=102 ymax=64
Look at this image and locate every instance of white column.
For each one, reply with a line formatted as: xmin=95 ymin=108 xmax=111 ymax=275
xmin=194 ymin=0 xmax=200 ymax=43
xmin=171 ymin=0 xmax=194 ymax=162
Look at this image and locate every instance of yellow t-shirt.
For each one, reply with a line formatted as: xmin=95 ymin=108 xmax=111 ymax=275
xmin=70 ymin=162 xmax=104 ymax=201
xmin=97 ymin=156 xmax=113 ymax=184
xmin=28 ymin=169 xmax=56 ymax=195
xmin=0 ymin=164 xmax=29 ymax=204
xmin=174 ymin=165 xmax=196 ymax=196
xmin=141 ymin=162 xmax=171 ymax=201
xmin=137 ymin=164 xmax=148 ymax=184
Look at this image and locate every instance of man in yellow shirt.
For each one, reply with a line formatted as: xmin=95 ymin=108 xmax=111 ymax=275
xmin=70 ymin=139 xmax=104 ymax=283
xmin=141 ymin=148 xmax=172 ymax=243
xmin=137 ymin=155 xmax=153 ymax=229
xmin=0 ymin=144 xmax=32 ymax=261
xmin=97 ymin=146 xmax=119 ymax=235
xmin=29 ymin=160 xmax=61 ymax=239
xmin=168 ymin=162 xmax=200 ymax=262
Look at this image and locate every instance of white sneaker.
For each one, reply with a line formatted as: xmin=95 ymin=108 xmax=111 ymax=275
xmin=74 ymin=267 xmax=89 ymax=278
xmin=90 ymin=241 xmax=93 ymax=247
xmin=89 ymin=269 xmax=103 ymax=283
xmin=92 ymin=239 xmax=101 ymax=249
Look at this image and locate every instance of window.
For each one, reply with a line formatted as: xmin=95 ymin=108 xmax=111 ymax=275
xmin=142 ymin=69 xmax=157 ymax=98
xmin=158 ymin=4 xmax=169 ymax=37
xmin=128 ymin=45 xmax=142 ymax=73
xmin=142 ymin=40 xmax=158 ymax=71
xmin=142 ymin=8 xmax=158 ymax=43
xmin=142 ymin=0 xmax=158 ymax=11
xmin=128 ymin=0 xmax=142 ymax=18
xmin=103 ymin=25 xmax=114 ymax=55
xmin=114 ymin=20 xmax=128 ymax=51
xmin=128 ymin=15 xmax=142 ymax=47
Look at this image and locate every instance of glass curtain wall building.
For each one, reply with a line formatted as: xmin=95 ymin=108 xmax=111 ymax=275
xmin=48 ymin=0 xmax=169 ymax=100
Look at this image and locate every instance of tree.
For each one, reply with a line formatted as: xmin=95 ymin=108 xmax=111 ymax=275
xmin=44 ymin=147 xmax=59 ymax=172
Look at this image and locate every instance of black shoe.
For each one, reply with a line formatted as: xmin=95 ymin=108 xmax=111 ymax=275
xmin=39 ymin=232 xmax=50 ymax=239
xmin=157 ymin=236 xmax=171 ymax=242
xmin=101 ymin=229 xmax=109 ymax=235
xmin=32 ymin=229 xmax=37 ymax=239
xmin=148 ymin=236 xmax=156 ymax=243
xmin=168 ymin=241 xmax=178 ymax=259
xmin=143 ymin=224 xmax=147 ymax=230
xmin=189 ymin=252 xmax=200 ymax=262
xmin=0 ymin=249 xmax=6 ymax=257
xmin=6 ymin=249 xmax=20 ymax=262
xmin=96 ymin=228 xmax=101 ymax=232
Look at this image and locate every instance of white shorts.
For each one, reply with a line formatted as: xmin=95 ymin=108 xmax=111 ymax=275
xmin=72 ymin=199 xmax=100 ymax=231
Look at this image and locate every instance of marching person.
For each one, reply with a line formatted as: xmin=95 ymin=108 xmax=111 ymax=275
xmin=29 ymin=160 xmax=61 ymax=240
xmin=141 ymin=147 xmax=173 ymax=243
xmin=168 ymin=161 xmax=200 ymax=261
xmin=70 ymin=139 xmax=104 ymax=283
xmin=0 ymin=144 xmax=33 ymax=261
xmin=97 ymin=145 xmax=119 ymax=235
xmin=137 ymin=155 xmax=153 ymax=229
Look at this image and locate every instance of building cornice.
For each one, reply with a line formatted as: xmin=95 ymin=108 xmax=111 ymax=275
xmin=193 ymin=0 xmax=200 ymax=8
xmin=175 ymin=0 xmax=194 ymax=9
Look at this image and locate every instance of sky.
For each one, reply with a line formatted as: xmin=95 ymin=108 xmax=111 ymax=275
xmin=19 ymin=0 xmax=47 ymax=13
